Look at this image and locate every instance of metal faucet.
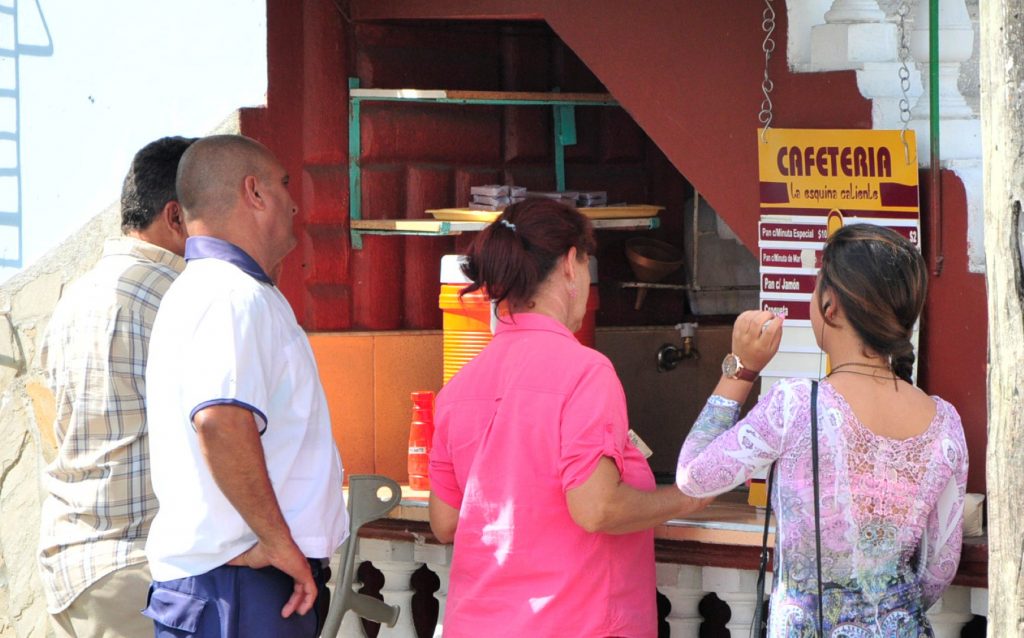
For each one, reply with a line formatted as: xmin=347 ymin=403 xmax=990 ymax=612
xmin=657 ymin=322 xmax=700 ymax=372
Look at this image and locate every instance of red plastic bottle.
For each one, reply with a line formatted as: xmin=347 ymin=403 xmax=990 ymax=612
xmin=408 ymin=391 xmax=435 ymax=491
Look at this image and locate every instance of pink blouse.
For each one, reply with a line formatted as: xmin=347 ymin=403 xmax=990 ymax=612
xmin=677 ymin=378 xmax=968 ymax=634
xmin=430 ymin=313 xmax=657 ymax=638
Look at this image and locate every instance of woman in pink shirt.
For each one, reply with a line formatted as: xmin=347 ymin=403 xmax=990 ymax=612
xmin=429 ymin=198 xmax=709 ymax=637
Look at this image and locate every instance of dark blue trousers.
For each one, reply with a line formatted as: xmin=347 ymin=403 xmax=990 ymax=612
xmin=143 ymin=559 xmax=331 ymax=638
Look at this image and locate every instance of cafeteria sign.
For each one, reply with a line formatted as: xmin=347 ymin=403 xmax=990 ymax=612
xmin=759 ymin=129 xmax=919 ymax=214
xmin=757 ymin=129 xmax=920 ymax=330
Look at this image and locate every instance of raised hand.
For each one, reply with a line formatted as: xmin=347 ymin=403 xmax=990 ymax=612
xmin=731 ymin=309 xmax=784 ymax=373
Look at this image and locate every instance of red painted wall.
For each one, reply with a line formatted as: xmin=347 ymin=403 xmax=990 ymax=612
xmin=918 ymin=171 xmax=987 ymax=492
xmin=346 ymin=21 xmax=696 ymax=329
xmin=247 ymin=0 xmax=987 ymax=491
xmin=240 ymin=0 xmax=351 ymax=330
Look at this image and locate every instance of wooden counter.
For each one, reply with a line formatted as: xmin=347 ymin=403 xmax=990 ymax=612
xmin=355 ymin=486 xmax=987 ymax=588
xmin=389 ymin=487 xmax=766 ymax=541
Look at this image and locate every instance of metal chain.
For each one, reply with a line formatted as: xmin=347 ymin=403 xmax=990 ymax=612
xmin=896 ymin=0 xmax=913 ymax=164
xmin=758 ymin=0 xmax=776 ymax=144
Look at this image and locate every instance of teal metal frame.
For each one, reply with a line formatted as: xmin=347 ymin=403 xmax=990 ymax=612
xmin=347 ymin=78 xmax=626 ymax=249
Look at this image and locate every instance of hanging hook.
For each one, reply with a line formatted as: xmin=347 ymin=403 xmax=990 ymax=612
xmin=896 ymin=0 xmax=914 ymax=164
xmin=758 ymin=0 xmax=777 ymax=144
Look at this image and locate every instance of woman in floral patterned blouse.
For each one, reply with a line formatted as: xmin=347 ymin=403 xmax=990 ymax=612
xmin=676 ymin=224 xmax=967 ymax=637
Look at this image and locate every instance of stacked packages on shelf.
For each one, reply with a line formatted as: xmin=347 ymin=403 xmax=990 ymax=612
xmin=526 ymin=190 xmax=608 ymax=208
xmin=469 ymin=186 xmax=609 ymax=210
xmin=469 ymin=185 xmax=527 ymax=211
xmin=576 ymin=190 xmax=608 ymax=207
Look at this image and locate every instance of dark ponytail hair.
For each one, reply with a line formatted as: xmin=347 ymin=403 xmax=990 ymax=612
xmin=817 ymin=224 xmax=927 ymax=383
xmin=460 ymin=198 xmax=596 ymax=312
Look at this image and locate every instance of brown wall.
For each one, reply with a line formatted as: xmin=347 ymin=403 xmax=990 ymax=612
xmin=311 ymin=325 xmax=751 ymax=484
xmin=597 ymin=325 xmax=757 ymax=480
xmin=310 ymin=332 xmax=444 ymax=482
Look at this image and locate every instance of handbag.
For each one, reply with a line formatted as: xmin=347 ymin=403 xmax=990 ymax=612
xmin=752 ymin=380 xmax=825 ymax=637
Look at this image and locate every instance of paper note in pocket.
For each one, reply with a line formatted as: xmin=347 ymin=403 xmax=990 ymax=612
xmin=627 ymin=429 xmax=653 ymax=459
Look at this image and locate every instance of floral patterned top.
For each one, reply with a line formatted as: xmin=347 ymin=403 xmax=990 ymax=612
xmin=676 ymin=378 xmax=968 ymax=637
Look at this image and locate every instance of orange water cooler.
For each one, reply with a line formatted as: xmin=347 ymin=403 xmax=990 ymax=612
xmin=439 ymin=255 xmax=493 ymax=384
xmin=439 ymin=254 xmax=600 ymax=385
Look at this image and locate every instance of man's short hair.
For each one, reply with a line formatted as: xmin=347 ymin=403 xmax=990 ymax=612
xmin=120 ymin=136 xmax=197 ymax=233
xmin=175 ymin=135 xmax=273 ymax=222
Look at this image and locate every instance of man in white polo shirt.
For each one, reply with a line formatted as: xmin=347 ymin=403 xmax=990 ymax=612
xmin=143 ymin=134 xmax=347 ymax=637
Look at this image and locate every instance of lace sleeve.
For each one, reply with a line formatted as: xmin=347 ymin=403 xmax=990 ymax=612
xmin=675 ymin=381 xmax=791 ymax=497
xmin=918 ymin=421 xmax=969 ymax=609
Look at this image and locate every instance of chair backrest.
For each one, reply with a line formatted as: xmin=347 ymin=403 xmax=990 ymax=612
xmin=321 ymin=475 xmax=403 ymax=637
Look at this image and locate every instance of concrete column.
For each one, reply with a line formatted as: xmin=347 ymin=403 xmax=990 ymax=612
xmin=908 ymin=0 xmax=980 ymax=163
xmin=909 ymin=0 xmax=975 ymax=119
xmin=331 ymin=553 xmax=369 ymax=638
xmin=810 ymin=0 xmax=896 ymax=71
xmin=657 ymin=563 xmax=706 ymax=637
xmin=359 ymin=538 xmax=422 ymax=638
xmin=824 ymin=0 xmax=884 ymax=22
xmin=414 ymin=542 xmax=453 ymax=638
xmin=337 ymin=602 xmax=368 ymax=638
xmin=970 ymin=586 xmax=987 ymax=617
xmin=926 ymin=585 xmax=974 ymax=638
xmin=703 ymin=567 xmax=761 ymax=637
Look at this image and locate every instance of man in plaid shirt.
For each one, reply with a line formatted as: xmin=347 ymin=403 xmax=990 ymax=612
xmin=38 ymin=136 xmax=195 ymax=637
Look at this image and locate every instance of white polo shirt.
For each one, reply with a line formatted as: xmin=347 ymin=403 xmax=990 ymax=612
xmin=145 ymin=237 xmax=348 ymax=582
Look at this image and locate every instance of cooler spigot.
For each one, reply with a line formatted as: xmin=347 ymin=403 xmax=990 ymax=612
xmin=656 ymin=322 xmax=700 ymax=372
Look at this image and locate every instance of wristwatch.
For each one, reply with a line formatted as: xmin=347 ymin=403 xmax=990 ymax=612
xmin=722 ymin=352 xmax=759 ymax=382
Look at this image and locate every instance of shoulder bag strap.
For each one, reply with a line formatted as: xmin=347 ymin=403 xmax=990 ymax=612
xmin=751 ymin=460 xmax=776 ymax=637
xmin=811 ymin=380 xmax=824 ymax=635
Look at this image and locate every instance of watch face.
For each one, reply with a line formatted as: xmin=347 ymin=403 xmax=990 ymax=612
xmin=722 ymin=353 xmax=740 ymax=378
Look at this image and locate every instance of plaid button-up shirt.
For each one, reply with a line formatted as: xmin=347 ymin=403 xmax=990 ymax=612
xmin=38 ymin=237 xmax=184 ymax=612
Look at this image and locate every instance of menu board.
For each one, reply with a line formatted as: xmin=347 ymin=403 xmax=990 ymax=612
xmin=757 ymin=129 xmax=920 ymax=382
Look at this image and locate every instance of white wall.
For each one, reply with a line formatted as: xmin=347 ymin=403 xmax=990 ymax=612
xmin=0 ymin=0 xmax=268 ymax=283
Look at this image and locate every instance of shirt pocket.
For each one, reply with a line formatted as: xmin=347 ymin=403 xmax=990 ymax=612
xmin=142 ymin=586 xmax=208 ymax=633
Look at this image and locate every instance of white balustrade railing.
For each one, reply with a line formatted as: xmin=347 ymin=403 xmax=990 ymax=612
xmin=326 ymin=537 xmax=983 ymax=638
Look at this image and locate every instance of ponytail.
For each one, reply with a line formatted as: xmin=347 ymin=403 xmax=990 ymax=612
xmin=819 ymin=224 xmax=928 ymax=382
xmin=460 ymin=198 xmax=595 ymax=312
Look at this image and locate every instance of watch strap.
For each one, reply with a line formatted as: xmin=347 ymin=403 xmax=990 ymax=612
xmin=735 ymin=364 xmax=760 ymax=382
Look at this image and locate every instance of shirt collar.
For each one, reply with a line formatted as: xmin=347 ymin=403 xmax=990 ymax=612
xmin=184 ymin=236 xmax=273 ymax=284
xmin=494 ymin=312 xmax=576 ymax=339
xmin=103 ymin=236 xmax=186 ymax=274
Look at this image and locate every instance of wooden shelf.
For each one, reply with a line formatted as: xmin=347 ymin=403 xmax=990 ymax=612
xmin=347 ymin=79 xmax=651 ymax=247
xmin=350 ymin=216 xmax=660 ymax=237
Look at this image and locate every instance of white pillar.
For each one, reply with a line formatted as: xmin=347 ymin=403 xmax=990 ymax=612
xmin=334 ymin=557 xmax=368 ymax=638
xmin=359 ymin=538 xmax=422 ymax=638
xmin=908 ymin=0 xmax=981 ymax=163
xmin=337 ymin=600 xmax=368 ymax=638
xmin=703 ymin=567 xmax=760 ymax=636
xmin=824 ymin=0 xmax=884 ymax=22
xmin=970 ymin=586 xmax=987 ymax=617
xmin=414 ymin=542 xmax=453 ymax=638
xmin=926 ymin=585 xmax=974 ymax=638
xmin=657 ymin=563 xmax=706 ymax=638
xmin=909 ymin=0 xmax=975 ymax=119
xmin=810 ymin=0 xmax=896 ymax=70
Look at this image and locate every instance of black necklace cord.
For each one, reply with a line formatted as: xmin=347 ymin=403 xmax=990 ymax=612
xmin=827 ymin=361 xmax=890 ymax=374
xmin=827 ymin=361 xmax=900 ymax=390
